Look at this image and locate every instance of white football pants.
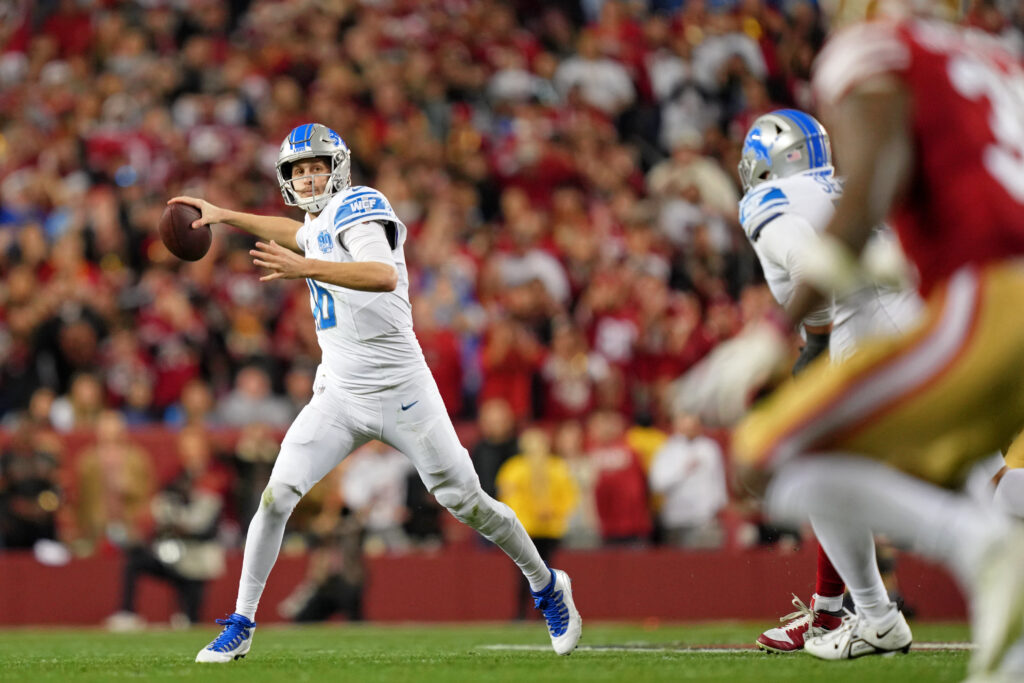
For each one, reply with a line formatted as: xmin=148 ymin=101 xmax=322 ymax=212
xmin=235 ymin=366 xmax=550 ymax=619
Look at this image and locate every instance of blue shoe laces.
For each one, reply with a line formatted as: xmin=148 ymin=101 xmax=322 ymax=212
xmin=532 ymin=574 xmax=569 ymax=637
xmin=207 ymin=613 xmax=255 ymax=652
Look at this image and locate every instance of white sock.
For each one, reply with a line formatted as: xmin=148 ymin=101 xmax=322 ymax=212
xmin=765 ymin=455 xmax=1010 ymax=591
xmin=485 ymin=512 xmax=551 ymax=592
xmin=486 ymin=513 xmax=551 ymax=592
xmin=442 ymin=488 xmax=551 ymax=591
xmin=994 ymin=468 xmax=1024 ymax=519
xmin=811 ymin=592 xmax=845 ymax=613
xmin=810 ymin=515 xmax=891 ymax=621
xmin=234 ymin=482 xmax=302 ymax=620
xmin=234 ymin=506 xmax=288 ymax=620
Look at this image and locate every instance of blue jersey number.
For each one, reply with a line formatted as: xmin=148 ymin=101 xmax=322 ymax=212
xmin=811 ymin=171 xmax=843 ymax=195
xmin=306 ymin=279 xmax=337 ymax=330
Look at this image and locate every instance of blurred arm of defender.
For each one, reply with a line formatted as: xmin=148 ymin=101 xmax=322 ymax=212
xmin=167 ymin=196 xmax=303 ymax=253
xmin=786 ymin=76 xmax=914 ymax=327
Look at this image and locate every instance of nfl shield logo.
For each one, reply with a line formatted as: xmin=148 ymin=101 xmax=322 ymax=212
xmin=317 ymin=231 xmax=333 ymax=254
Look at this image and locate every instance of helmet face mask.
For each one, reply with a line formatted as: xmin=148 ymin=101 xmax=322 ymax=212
xmin=276 ymin=123 xmax=351 ymax=214
xmin=738 ymin=109 xmax=833 ymax=192
xmin=282 ymin=158 xmax=332 ymax=206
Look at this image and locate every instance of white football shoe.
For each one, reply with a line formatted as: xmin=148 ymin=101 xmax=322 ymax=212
xmin=531 ymin=568 xmax=582 ymax=655
xmin=195 ymin=613 xmax=256 ymax=663
xmin=967 ymin=525 xmax=1024 ymax=679
xmin=756 ymin=594 xmax=843 ymax=653
xmin=804 ymin=605 xmax=912 ymax=660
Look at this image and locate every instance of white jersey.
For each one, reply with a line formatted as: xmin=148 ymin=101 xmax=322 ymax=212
xmin=739 ymin=170 xmax=922 ymax=361
xmin=294 ymin=185 xmax=426 ymax=392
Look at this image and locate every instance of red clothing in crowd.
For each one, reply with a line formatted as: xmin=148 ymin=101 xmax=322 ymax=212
xmin=418 ymin=327 xmax=464 ymax=418
xmin=591 ymin=442 xmax=651 ymax=542
xmin=478 ymin=323 xmax=542 ymax=422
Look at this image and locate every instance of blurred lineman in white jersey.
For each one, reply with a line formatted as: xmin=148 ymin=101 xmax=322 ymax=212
xmin=171 ymin=123 xmax=581 ymax=662
xmin=736 ymin=109 xmax=920 ymax=654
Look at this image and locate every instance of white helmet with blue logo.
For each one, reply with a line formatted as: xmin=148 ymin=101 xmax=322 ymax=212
xmin=738 ymin=109 xmax=832 ymax=192
xmin=276 ymin=123 xmax=351 ymax=214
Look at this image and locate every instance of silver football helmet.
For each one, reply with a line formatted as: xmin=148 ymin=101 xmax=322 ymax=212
xmin=276 ymin=123 xmax=351 ymax=214
xmin=738 ymin=109 xmax=833 ymax=192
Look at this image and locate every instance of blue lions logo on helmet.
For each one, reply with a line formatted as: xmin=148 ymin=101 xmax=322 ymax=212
xmin=743 ymin=128 xmax=774 ymax=165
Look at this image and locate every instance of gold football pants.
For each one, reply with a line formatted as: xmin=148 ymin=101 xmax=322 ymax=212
xmin=734 ymin=261 xmax=1024 ymax=488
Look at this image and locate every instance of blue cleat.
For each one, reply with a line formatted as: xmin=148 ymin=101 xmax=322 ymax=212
xmin=195 ymin=613 xmax=256 ymax=663
xmin=532 ymin=568 xmax=582 ymax=655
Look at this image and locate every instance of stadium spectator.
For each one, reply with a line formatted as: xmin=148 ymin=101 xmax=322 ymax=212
xmin=49 ymin=372 xmax=104 ymax=433
xmin=646 ymin=131 xmax=739 ymax=223
xmin=470 ymin=398 xmax=519 ymax=501
xmin=21 ymin=387 xmax=60 ymax=434
xmin=278 ymin=503 xmax=367 ymax=623
xmin=648 ymin=412 xmax=727 ymax=548
xmin=101 ymin=327 xmax=155 ymax=421
xmin=411 ymin=294 xmax=464 ymax=418
xmin=216 ymin=365 xmax=293 ymax=428
xmin=134 ymin=279 xmax=207 ymax=412
xmin=339 ymin=442 xmax=414 ymax=555
xmin=69 ymin=410 xmax=154 ymax=557
xmin=107 ymin=426 xmax=227 ymax=630
xmin=162 ymin=378 xmax=218 ymax=429
xmin=230 ymin=422 xmax=280 ymax=533
xmin=554 ymin=28 xmax=636 ymax=117
xmin=402 ymin=467 xmax=445 ymax=550
xmin=0 ymin=417 xmax=63 ymax=550
xmin=539 ymin=318 xmax=609 ymax=421
xmin=554 ymin=419 xmax=601 ymax=549
xmin=586 ymin=410 xmax=652 ymax=545
xmin=281 ymin=363 xmax=315 ymax=421
xmin=0 ymin=265 xmax=48 ymax=418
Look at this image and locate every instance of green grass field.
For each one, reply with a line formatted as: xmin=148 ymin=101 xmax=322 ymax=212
xmin=0 ymin=622 xmax=972 ymax=683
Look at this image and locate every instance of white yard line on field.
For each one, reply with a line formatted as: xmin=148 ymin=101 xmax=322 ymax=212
xmin=479 ymin=642 xmax=974 ymax=654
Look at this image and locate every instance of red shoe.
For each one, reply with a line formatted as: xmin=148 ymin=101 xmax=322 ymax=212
xmin=756 ymin=594 xmax=843 ymax=653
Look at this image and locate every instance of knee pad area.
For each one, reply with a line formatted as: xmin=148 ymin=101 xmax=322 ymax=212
xmin=436 ymin=486 xmax=506 ymax=534
xmin=260 ymin=480 xmax=303 ymax=518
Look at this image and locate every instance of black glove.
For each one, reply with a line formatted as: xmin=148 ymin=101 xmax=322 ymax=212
xmin=792 ymin=331 xmax=830 ymax=375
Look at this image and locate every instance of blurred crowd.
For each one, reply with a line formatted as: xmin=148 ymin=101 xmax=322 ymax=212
xmin=2 ymin=0 xmax=1023 ymax=620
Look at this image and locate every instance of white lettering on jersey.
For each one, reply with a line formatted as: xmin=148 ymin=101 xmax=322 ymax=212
xmin=947 ymin=52 xmax=1024 ymax=202
xmin=350 ymin=196 xmax=378 ymax=213
xmin=332 ymin=187 xmax=400 ymax=237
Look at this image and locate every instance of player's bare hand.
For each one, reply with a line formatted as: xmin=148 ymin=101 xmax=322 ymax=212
xmin=167 ymin=196 xmax=227 ymax=229
xmin=251 ymin=240 xmax=309 ymax=281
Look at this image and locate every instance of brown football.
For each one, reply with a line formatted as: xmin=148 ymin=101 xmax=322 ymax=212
xmin=159 ymin=203 xmax=211 ymax=261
